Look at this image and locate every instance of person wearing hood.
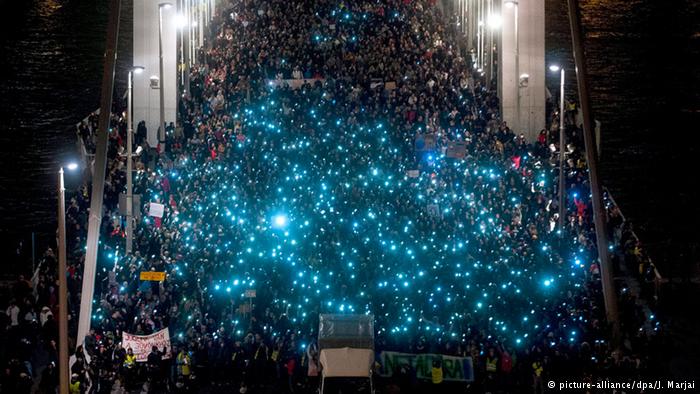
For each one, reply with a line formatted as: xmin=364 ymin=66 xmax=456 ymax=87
xmin=39 ymin=306 xmax=53 ymax=326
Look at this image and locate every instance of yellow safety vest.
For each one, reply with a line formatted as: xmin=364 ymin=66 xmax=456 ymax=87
xmin=271 ymin=350 xmax=279 ymax=362
xmin=431 ymin=367 xmax=443 ymax=384
xmin=533 ymin=362 xmax=543 ymax=377
xmin=255 ymin=345 xmax=268 ymax=361
xmin=124 ymin=354 xmax=137 ymax=368
xmin=178 ymin=353 xmax=191 ymax=376
xmin=69 ymin=381 xmax=81 ymax=394
xmin=486 ymin=357 xmax=498 ymax=373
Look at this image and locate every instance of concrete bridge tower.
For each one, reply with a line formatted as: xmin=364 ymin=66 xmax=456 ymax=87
xmin=498 ymin=0 xmax=546 ymax=141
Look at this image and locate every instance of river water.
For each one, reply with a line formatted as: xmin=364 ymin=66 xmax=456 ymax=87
xmin=0 ymin=0 xmax=698 ymax=275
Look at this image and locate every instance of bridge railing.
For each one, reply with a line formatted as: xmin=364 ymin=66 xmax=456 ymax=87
xmin=75 ymin=108 xmax=100 ymax=177
xmin=605 ymin=188 xmax=664 ymax=302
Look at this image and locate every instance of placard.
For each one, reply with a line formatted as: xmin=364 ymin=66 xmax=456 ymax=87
xmin=446 ymin=141 xmax=467 ymax=159
xmin=140 ymin=271 xmax=166 ymax=281
xmin=149 ymin=202 xmax=165 ymax=218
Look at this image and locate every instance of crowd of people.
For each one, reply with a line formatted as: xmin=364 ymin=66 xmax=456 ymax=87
xmin=1 ymin=0 xmax=664 ymax=393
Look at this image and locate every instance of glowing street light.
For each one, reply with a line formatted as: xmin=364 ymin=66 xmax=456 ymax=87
xmin=549 ymin=64 xmax=566 ymax=233
xmin=58 ymin=161 xmax=79 ymax=394
xmin=175 ymin=13 xmax=187 ymax=28
xmin=487 ymin=14 xmax=502 ymax=29
xmin=158 ymin=2 xmax=173 ymax=151
xmin=504 ymin=0 xmax=520 ymax=131
xmin=125 ymin=66 xmax=144 ymax=254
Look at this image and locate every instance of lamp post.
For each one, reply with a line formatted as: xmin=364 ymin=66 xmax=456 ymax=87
xmin=176 ymin=8 xmax=186 ymax=90
xmin=550 ymin=65 xmax=566 ymax=234
xmin=487 ymin=0 xmax=493 ymax=85
xmin=477 ymin=19 xmax=483 ymax=73
xmin=505 ymin=0 xmax=519 ymax=131
xmin=126 ymin=66 xmax=144 ymax=254
xmin=487 ymin=9 xmax=502 ymax=88
xmin=158 ymin=2 xmax=173 ymax=153
xmin=566 ymin=0 xmax=619 ymax=334
xmin=58 ymin=162 xmax=78 ymax=394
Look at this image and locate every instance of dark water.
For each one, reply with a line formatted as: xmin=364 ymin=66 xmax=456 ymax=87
xmin=0 ymin=0 xmax=698 ymax=276
xmin=545 ymin=0 xmax=700 ymax=277
xmin=0 ymin=0 xmax=133 ymax=270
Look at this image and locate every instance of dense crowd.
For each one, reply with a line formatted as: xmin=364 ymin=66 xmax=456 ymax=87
xmin=1 ymin=0 xmax=663 ymax=393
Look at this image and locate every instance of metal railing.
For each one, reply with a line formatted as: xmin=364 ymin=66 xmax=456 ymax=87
xmin=75 ymin=108 xmax=100 ymax=177
xmin=605 ymin=187 xmax=664 ymax=302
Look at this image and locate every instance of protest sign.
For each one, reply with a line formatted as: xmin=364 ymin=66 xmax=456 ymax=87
xmin=415 ymin=133 xmax=436 ymax=152
xmin=148 ymin=202 xmax=164 ymax=218
xmin=122 ymin=328 xmax=172 ymax=362
xmin=140 ymin=271 xmax=166 ymax=281
xmin=380 ymin=351 xmax=473 ymax=382
xmin=446 ymin=141 xmax=467 ymax=159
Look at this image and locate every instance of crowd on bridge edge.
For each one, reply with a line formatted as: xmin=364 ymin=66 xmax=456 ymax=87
xmin=1 ymin=0 xmax=666 ymax=393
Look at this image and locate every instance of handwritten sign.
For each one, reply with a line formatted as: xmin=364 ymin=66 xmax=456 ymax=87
xmin=446 ymin=141 xmax=467 ymax=159
xmin=140 ymin=271 xmax=166 ymax=281
xmin=149 ymin=202 xmax=165 ymax=218
xmin=122 ymin=328 xmax=172 ymax=362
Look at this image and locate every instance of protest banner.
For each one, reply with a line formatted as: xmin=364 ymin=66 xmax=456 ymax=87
xmin=122 ymin=328 xmax=172 ymax=362
xmin=380 ymin=351 xmax=473 ymax=382
xmin=140 ymin=271 xmax=166 ymax=281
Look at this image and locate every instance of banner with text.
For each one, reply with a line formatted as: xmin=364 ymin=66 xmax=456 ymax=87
xmin=122 ymin=328 xmax=172 ymax=362
xmin=380 ymin=351 xmax=473 ymax=382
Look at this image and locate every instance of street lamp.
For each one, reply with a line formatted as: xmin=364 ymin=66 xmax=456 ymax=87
xmin=126 ymin=66 xmax=144 ymax=254
xmin=158 ymin=2 xmax=173 ymax=153
xmin=549 ymin=64 xmax=566 ymax=233
xmin=58 ymin=162 xmax=78 ymax=394
xmin=477 ymin=19 xmax=484 ymax=71
xmin=487 ymin=13 xmax=502 ymax=29
xmin=504 ymin=0 xmax=519 ymax=132
xmin=486 ymin=1 xmax=500 ymax=86
xmin=176 ymin=12 xmax=187 ymax=90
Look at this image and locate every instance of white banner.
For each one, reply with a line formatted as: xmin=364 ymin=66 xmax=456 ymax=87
xmin=122 ymin=328 xmax=172 ymax=362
